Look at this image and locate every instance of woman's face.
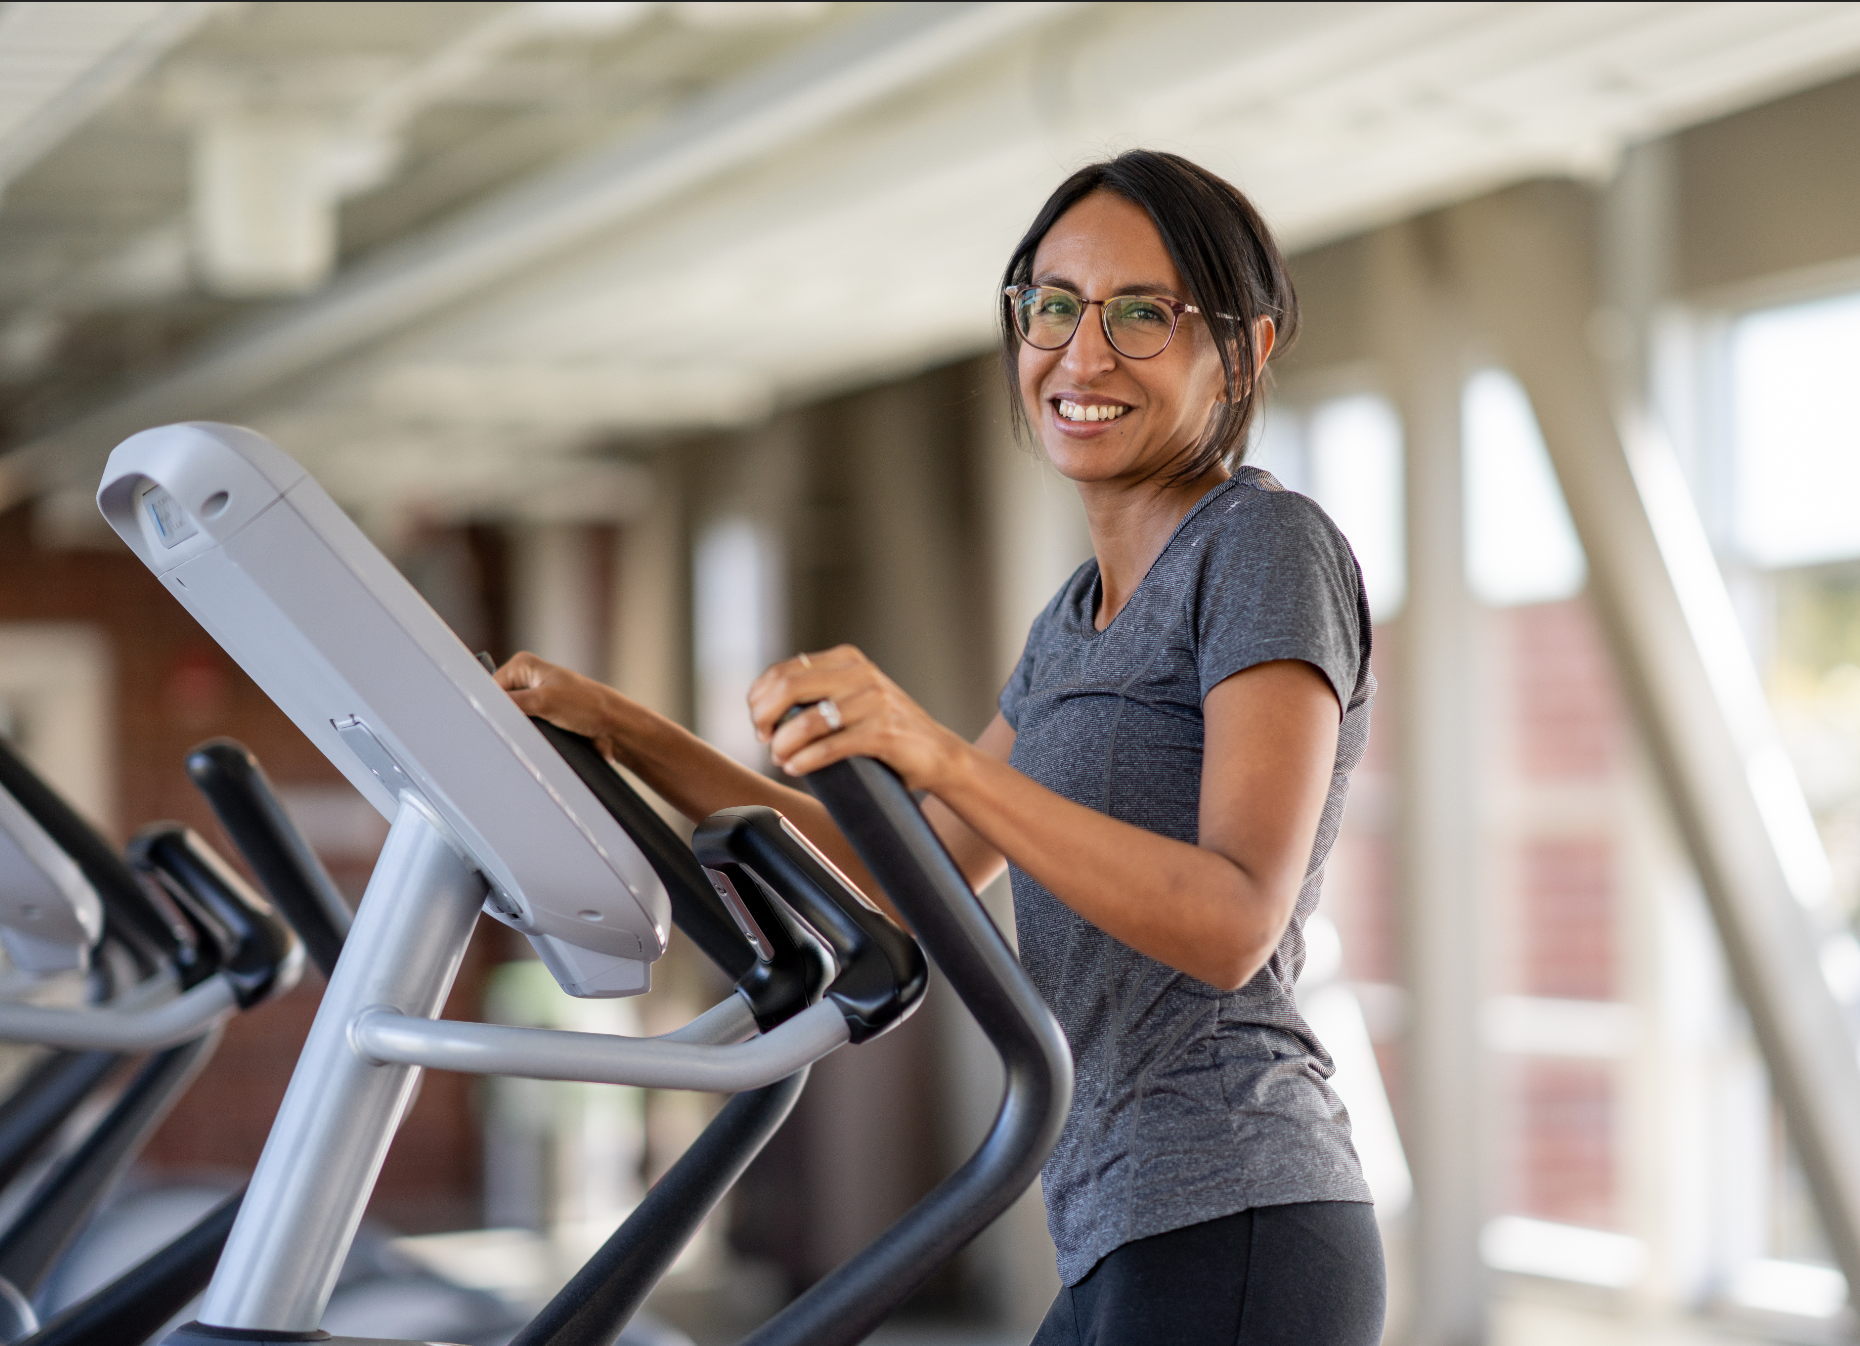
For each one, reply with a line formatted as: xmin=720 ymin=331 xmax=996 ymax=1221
xmin=1017 ymin=190 xmax=1233 ymax=489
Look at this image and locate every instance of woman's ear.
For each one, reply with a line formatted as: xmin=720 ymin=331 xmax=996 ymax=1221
xmin=1217 ymin=316 xmax=1277 ymax=405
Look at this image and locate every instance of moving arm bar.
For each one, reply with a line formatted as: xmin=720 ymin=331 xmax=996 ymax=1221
xmin=186 ymin=740 xmax=351 ymax=979
xmin=739 ymin=756 xmax=1073 ymax=1346
xmin=351 ymin=997 xmax=847 ymax=1091
xmin=0 ymin=977 xmax=237 ymax=1050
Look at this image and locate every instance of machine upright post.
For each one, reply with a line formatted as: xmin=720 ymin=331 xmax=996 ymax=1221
xmin=194 ymin=799 xmax=485 ymax=1334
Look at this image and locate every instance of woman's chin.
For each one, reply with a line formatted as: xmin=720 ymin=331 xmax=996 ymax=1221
xmin=1041 ymin=436 xmax=1161 ymax=487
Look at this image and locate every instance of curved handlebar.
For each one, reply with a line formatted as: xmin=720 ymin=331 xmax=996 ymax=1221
xmin=694 ymin=807 xmax=926 ymax=1043
xmin=184 ymin=740 xmax=351 ymax=980
xmin=738 ymin=754 xmax=1073 ymax=1346
xmin=128 ymin=826 xmax=302 ymax=1010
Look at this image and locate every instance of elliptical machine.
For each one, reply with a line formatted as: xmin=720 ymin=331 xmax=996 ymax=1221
xmin=0 ymin=735 xmax=302 ymax=1341
xmin=99 ymin=422 xmax=1072 ymax=1346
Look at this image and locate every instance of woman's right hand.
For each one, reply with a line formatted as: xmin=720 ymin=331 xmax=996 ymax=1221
xmin=494 ymin=652 xmax=632 ymax=765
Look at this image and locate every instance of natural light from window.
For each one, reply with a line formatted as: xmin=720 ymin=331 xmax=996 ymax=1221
xmin=1731 ymin=291 xmax=1860 ymax=569
xmin=1307 ymin=394 xmax=1406 ymax=621
xmin=1463 ymin=368 xmax=1586 ymax=607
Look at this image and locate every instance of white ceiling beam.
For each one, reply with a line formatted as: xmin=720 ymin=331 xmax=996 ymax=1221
xmin=0 ymin=0 xmax=1083 ymax=507
xmin=298 ymin=0 xmax=1860 ymax=440
xmin=0 ymin=1 xmax=218 ymax=191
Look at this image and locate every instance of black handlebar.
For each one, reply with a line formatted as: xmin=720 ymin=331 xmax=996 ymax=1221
xmin=0 ymin=1034 xmax=218 ymax=1300
xmin=0 ymin=735 xmax=201 ymax=981
xmin=532 ymin=720 xmax=835 ymax=1030
xmin=185 ymin=740 xmax=351 ymax=980
xmin=694 ymin=807 xmax=925 ymax=1043
xmin=738 ymin=754 xmax=1073 ymax=1346
xmin=127 ymin=826 xmax=299 ymax=1010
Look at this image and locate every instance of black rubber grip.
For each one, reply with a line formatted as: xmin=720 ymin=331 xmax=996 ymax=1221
xmin=529 ymin=720 xmax=831 ymax=1027
xmin=127 ymin=826 xmax=299 ymax=1010
xmin=694 ymin=807 xmax=925 ymax=1043
xmin=528 ymin=719 xmax=751 ymax=979
xmin=185 ymin=740 xmax=350 ymax=980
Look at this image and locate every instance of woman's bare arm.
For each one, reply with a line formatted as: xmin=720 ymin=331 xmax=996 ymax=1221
xmin=751 ymin=648 xmax=1338 ymax=990
xmin=494 ymin=653 xmax=1009 ymax=914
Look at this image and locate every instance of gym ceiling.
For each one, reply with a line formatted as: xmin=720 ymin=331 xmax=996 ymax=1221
xmin=2 ymin=0 xmax=1859 ymax=529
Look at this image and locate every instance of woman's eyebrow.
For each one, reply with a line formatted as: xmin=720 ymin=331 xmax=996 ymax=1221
xmin=1030 ymin=272 xmax=1182 ymax=299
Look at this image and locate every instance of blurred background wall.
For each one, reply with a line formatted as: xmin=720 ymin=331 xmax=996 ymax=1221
xmin=4 ymin=4 xmax=1860 ymax=1343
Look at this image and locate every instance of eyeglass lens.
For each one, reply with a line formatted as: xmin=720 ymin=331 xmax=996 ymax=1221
xmin=1014 ymin=287 xmax=1180 ymax=359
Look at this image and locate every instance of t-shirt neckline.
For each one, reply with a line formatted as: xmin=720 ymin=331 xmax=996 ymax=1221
xmin=1077 ymin=472 xmax=1250 ymax=636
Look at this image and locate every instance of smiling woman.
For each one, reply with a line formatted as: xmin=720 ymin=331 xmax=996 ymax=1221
xmin=497 ymin=149 xmax=1382 ymax=1346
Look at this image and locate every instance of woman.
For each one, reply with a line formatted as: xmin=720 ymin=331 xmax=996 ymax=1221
xmin=498 ymin=149 xmax=1383 ymax=1345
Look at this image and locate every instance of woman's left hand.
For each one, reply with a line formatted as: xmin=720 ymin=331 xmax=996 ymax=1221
xmin=748 ymin=645 xmax=967 ymax=791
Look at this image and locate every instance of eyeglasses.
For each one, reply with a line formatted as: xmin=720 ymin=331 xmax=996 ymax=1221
xmin=1005 ymin=284 xmax=1200 ymax=360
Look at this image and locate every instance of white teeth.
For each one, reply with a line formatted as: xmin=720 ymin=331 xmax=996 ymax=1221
xmin=1058 ymin=400 xmax=1128 ymax=423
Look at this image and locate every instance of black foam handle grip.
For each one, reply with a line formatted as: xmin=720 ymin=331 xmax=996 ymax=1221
xmin=185 ymin=740 xmax=350 ymax=980
xmin=127 ymin=825 xmax=299 ymax=1010
xmin=736 ymin=754 xmax=1073 ymax=1346
xmin=528 ymin=719 xmax=830 ymax=1027
xmin=693 ymin=807 xmax=925 ymax=1043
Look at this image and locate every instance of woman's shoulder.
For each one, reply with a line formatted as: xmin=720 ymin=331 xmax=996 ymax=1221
xmin=1174 ymin=468 xmax=1373 ymax=698
xmin=1178 ymin=468 xmax=1360 ymax=589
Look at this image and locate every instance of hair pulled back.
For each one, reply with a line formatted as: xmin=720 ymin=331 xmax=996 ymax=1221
xmin=999 ymin=149 xmax=1298 ymax=483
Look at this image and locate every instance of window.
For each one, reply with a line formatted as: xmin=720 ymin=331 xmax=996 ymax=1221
xmin=1257 ymin=393 xmax=1406 ymax=620
xmin=1730 ymin=291 xmax=1860 ymax=569
xmin=1463 ymin=369 xmax=1585 ymax=607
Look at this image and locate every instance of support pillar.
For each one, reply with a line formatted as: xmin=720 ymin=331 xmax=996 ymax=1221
xmin=1372 ymin=218 xmax=1487 ymax=1346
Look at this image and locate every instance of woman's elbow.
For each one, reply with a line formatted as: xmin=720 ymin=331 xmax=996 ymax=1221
xmin=1198 ymin=899 xmax=1296 ymax=991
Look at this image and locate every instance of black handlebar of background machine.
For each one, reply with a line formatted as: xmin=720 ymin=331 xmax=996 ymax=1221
xmin=21 ymin=730 xmax=840 ymax=1346
xmin=8 ymin=747 xmax=316 ymax=1346
xmin=0 ymin=820 xmax=300 ymax=1311
xmin=128 ymin=826 xmax=298 ymax=1009
xmin=733 ymin=753 xmax=1073 ymax=1346
xmin=184 ymin=741 xmax=351 ymax=980
xmin=0 ymin=737 xmax=202 ymax=983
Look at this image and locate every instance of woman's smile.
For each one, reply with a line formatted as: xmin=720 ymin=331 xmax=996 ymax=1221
xmin=1051 ymin=394 xmax=1134 ymax=433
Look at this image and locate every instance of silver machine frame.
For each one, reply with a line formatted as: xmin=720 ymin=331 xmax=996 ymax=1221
xmin=199 ymin=796 xmax=849 ymax=1331
xmin=94 ymin=424 xmax=865 ymax=1339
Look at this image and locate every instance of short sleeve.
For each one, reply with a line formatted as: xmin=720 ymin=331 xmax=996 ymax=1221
xmin=1193 ymin=488 xmax=1369 ymax=714
xmin=997 ymin=560 xmax=1092 ymax=730
xmin=998 ymin=637 xmax=1036 ymax=730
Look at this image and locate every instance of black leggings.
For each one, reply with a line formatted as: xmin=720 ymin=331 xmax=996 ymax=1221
xmin=1031 ymin=1202 xmax=1385 ymax=1346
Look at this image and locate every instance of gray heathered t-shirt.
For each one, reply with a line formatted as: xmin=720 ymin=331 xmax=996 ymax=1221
xmin=999 ymin=466 xmax=1376 ymax=1286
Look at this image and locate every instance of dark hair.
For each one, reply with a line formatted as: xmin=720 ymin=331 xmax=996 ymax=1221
xmin=999 ymin=149 xmax=1298 ymax=483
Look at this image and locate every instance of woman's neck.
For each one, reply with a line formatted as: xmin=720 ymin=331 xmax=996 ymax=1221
xmin=1080 ymin=465 xmax=1230 ymax=631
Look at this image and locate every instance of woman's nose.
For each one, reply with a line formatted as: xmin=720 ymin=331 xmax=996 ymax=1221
xmin=1061 ymin=307 xmax=1117 ymax=377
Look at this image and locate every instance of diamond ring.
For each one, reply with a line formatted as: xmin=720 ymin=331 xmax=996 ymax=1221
xmin=817 ymin=698 xmax=843 ymax=732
